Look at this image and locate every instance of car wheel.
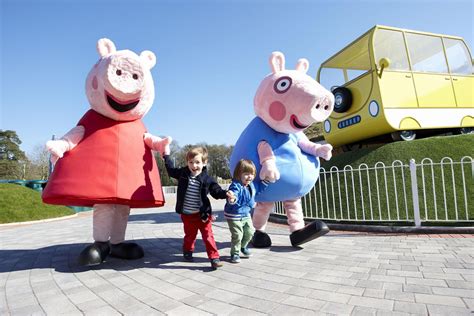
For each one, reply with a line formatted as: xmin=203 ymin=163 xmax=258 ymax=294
xmin=332 ymin=87 xmax=352 ymax=113
xmin=391 ymin=130 xmax=416 ymax=141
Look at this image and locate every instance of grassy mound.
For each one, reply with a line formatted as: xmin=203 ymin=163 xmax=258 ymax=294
xmin=0 ymin=184 xmax=74 ymax=224
xmin=306 ymin=134 xmax=474 ymax=225
xmin=323 ymin=134 xmax=474 ymax=169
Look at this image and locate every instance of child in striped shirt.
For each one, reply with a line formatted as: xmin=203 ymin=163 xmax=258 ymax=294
xmin=225 ymin=159 xmax=257 ymax=263
xmin=164 ymin=146 xmax=233 ymax=270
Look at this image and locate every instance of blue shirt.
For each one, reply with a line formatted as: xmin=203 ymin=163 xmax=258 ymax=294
xmin=230 ymin=117 xmax=320 ymax=202
xmin=224 ymin=180 xmax=256 ymax=220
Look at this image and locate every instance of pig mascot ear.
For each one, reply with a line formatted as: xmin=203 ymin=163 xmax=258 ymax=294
xmin=269 ymin=51 xmax=285 ymax=73
xmin=97 ymin=38 xmax=117 ymax=57
xmin=296 ymin=58 xmax=309 ymax=73
xmin=140 ymin=51 xmax=156 ymax=69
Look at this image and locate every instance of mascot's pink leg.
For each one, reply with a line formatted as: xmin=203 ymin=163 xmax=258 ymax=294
xmin=283 ymin=199 xmax=305 ymax=233
xmin=251 ymin=201 xmax=274 ymax=248
xmin=252 ymin=201 xmax=274 ymax=231
xmin=109 ymin=204 xmax=131 ymax=244
xmin=93 ymin=204 xmax=115 ymax=242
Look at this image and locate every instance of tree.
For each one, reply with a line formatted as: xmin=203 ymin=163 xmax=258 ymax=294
xmin=206 ymin=144 xmax=233 ymax=180
xmin=154 ymin=153 xmax=176 ymax=186
xmin=0 ymin=130 xmax=27 ymax=179
xmin=25 ymin=144 xmax=50 ymax=180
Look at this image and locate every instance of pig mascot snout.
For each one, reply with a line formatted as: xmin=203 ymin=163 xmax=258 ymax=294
xmin=230 ymin=51 xmax=334 ymax=248
xmin=43 ymin=38 xmax=171 ymax=266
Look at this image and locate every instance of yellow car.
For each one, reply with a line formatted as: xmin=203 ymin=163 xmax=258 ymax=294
xmin=317 ymin=25 xmax=474 ymax=147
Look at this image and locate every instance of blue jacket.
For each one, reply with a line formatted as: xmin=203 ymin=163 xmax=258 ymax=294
xmin=224 ymin=180 xmax=256 ymax=220
xmin=230 ymin=117 xmax=320 ymax=202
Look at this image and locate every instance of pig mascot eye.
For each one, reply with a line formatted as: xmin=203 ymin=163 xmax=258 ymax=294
xmin=274 ymin=76 xmax=292 ymax=94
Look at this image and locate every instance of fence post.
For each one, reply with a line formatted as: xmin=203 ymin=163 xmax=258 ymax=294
xmin=409 ymin=159 xmax=421 ymax=227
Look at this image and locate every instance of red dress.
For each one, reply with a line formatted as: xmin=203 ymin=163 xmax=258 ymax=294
xmin=42 ymin=110 xmax=165 ymax=208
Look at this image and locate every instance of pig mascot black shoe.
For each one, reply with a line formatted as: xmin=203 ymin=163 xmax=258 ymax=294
xmin=290 ymin=221 xmax=330 ymax=247
xmin=230 ymin=52 xmax=334 ymax=247
xmin=252 ymin=230 xmax=272 ymax=248
xmin=42 ymin=38 xmax=172 ymax=266
xmin=110 ymin=242 xmax=144 ymax=260
xmin=78 ymin=241 xmax=111 ymax=266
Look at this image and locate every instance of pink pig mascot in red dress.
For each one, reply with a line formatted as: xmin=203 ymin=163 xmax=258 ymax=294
xmin=43 ymin=39 xmax=171 ymax=266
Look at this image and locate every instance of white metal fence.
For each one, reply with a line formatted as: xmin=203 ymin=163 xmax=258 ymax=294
xmin=274 ymin=156 xmax=473 ymax=226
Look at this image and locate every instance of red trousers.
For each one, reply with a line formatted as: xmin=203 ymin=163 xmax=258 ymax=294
xmin=181 ymin=213 xmax=220 ymax=259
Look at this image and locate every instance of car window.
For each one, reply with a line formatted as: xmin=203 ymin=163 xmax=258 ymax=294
xmin=374 ymin=29 xmax=410 ymax=71
xmin=319 ymin=67 xmax=345 ymax=89
xmin=347 ymin=69 xmax=367 ymax=81
xmin=443 ymin=38 xmax=472 ymax=75
xmin=406 ymin=33 xmax=448 ymax=73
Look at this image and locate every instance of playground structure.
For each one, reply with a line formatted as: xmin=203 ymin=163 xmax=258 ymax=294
xmin=317 ymin=25 xmax=474 ymax=147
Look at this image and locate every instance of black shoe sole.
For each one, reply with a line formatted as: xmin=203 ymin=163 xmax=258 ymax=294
xmin=290 ymin=221 xmax=330 ymax=247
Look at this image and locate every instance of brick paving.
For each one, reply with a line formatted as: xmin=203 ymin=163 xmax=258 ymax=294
xmin=1 ymin=197 xmax=473 ymax=315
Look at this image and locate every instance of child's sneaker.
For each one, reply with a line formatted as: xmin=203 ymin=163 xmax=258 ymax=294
xmin=210 ymin=258 xmax=223 ymax=269
xmin=183 ymin=251 xmax=194 ymax=262
xmin=230 ymin=254 xmax=241 ymax=263
xmin=240 ymin=247 xmax=252 ymax=257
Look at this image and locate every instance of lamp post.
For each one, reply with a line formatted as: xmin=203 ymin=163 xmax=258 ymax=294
xmin=48 ymin=135 xmax=56 ymax=178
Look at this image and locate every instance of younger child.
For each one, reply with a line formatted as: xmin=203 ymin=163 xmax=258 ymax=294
xmin=164 ymin=146 xmax=232 ymax=270
xmin=225 ymin=159 xmax=256 ymax=263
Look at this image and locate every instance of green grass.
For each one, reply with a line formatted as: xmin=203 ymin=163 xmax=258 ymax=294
xmin=0 ymin=184 xmax=75 ymax=224
xmin=295 ymin=135 xmax=474 ymax=225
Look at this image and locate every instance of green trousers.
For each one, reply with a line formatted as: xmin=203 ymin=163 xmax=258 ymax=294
xmin=227 ymin=217 xmax=254 ymax=255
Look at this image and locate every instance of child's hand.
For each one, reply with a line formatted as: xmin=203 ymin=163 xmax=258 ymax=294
xmin=226 ymin=191 xmax=236 ymax=204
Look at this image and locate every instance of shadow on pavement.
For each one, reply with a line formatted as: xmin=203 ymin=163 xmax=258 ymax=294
xmin=269 ymin=245 xmax=303 ymax=252
xmin=0 ymin=237 xmax=232 ymax=274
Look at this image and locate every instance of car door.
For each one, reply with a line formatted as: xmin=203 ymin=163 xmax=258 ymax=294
xmin=443 ymin=37 xmax=474 ymax=108
xmin=406 ymin=33 xmax=457 ymax=108
xmin=374 ymin=29 xmax=418 ymax=109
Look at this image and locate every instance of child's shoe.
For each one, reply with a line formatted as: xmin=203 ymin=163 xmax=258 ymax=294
xmin=183 ymin=251 xmax=194 ymax=262
xmin=210 ymin=258 xmax=223 ymax=270
xmin=240 ymin=247 xmax=251 ymax=257
xmin=230 ymin=254 xmax=241 ymax=263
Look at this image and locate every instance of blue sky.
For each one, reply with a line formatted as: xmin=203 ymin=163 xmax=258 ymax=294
xmin=1 ymin=0 xmax=473 ymax=156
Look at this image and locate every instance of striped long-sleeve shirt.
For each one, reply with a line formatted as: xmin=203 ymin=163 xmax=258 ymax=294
xmin=182 ymin=176 xmax=201 ymax=214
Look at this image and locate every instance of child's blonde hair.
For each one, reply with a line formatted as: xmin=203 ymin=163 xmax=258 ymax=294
xmin=186 ymin=146 xmax=208 ymax=163
xmin=233 ymin=159 xmax=256 ymax=180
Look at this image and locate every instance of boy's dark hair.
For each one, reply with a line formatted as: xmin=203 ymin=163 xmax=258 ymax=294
xmin=233 ymin=159 xmax=256 ymax=180
xmin=186 ymin=146 xmax=208 ymax=163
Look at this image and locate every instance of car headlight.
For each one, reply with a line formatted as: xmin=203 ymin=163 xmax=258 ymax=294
xmin=324 ymin=120 xmax=331 ymax=133
xmin=369 ymin=100 xmax=379 ymax=117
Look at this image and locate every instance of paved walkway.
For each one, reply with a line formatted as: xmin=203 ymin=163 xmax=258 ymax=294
xmin=1 ymin=197 xmax=473 ymax=315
